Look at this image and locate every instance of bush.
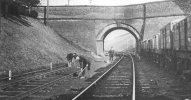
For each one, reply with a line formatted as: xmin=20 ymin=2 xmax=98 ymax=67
xmin=30 ymin=10 xmax=38 ymax=18
xmin=8 ymin=2 xmax=20 ymax=16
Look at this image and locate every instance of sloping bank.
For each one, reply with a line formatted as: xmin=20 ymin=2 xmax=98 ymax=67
xmin=0 ymin=16 xmax=100 ymax=75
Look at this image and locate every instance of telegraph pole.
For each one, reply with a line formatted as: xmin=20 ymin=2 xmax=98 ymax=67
xmin=44 ymin=7 xmax=47 ymax=25
xmin=46 ymin=0 xmax=49 ymax=25
xmin=68 ymin=0 xmax=69 ymax=5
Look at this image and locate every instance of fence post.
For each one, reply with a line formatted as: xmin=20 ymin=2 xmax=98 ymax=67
xmin=9 ymin=70 xmax=12 ymax=80
xmin=50 ymin=62 xmax=52 ymax=70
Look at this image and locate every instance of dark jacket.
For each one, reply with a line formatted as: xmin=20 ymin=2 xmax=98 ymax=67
xmin=66 ymin=53 xmax=74 ymax=62
xmin=78 ymin=56 xmax=91 ymax=70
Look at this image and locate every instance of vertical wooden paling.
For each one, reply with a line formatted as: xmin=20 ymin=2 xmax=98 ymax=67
xmin=178 ymin=23 xmax=181 ymax=50
xmin=185 ymin=18 xmax=188 ymax=50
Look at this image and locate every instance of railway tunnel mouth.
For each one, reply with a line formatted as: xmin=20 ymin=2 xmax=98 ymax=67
xmin=96 ymin=23 xmax=140 ymax=56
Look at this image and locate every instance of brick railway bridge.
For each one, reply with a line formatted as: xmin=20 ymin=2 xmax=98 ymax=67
xmin=34 ymin=0 xmax=188 ymax=55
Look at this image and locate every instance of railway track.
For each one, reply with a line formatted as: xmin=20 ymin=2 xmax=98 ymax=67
xmin=72 ymin=54 xmax=135 ymax=100
xmin=0 ymin=66 xmax=80 ymax=100
xmin=0 ymin=63 xmax=66 ymax=83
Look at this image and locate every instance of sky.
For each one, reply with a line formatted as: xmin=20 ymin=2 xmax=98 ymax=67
xmin=40 ymin=0 xmax=167 ymax=6
xmin=104 ymin=30 xmax=136 ymax=52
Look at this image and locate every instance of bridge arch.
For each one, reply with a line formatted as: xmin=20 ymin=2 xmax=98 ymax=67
xmin=96 ymin=23 xmax=141 ymax=55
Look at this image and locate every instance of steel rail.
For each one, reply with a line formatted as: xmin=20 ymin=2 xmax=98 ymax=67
xmin=72 ymin=57 xmax=123 ymax=100
xmin=0 ymin=64 xmax=65 ymax=81
xmin=0 ymin=67 xmax=70 ymax=89
xmin=129 ymin=53 xmax=136 ymax=100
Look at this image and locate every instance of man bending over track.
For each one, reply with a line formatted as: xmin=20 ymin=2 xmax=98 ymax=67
xmin=76 ymin=55 xmax=91 ymax=79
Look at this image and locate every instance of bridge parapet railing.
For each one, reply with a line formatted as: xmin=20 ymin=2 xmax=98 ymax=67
xmin=33 ymin=1 xmax=185 ymax=20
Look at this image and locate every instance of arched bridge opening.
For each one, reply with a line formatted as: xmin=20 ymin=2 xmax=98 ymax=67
xmin=96 ymin=23 xmax=141 ymax=55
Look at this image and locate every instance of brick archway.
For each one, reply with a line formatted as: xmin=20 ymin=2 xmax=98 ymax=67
xmin=96 ymin=23 xmax=141 ymax=55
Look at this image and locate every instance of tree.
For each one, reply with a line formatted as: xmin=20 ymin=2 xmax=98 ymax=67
xmin=19 ymin=0 xmax=40 ymax=7
xmin=18 ymin=0 xmax=40 ymax=16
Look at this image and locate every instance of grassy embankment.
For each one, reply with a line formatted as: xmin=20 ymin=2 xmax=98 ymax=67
xmin=0 ymin=15 xmax=96 ymax=76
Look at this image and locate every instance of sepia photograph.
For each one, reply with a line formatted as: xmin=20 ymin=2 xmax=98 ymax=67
xmin=0 ymin=0 xmax=191 ymax=100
